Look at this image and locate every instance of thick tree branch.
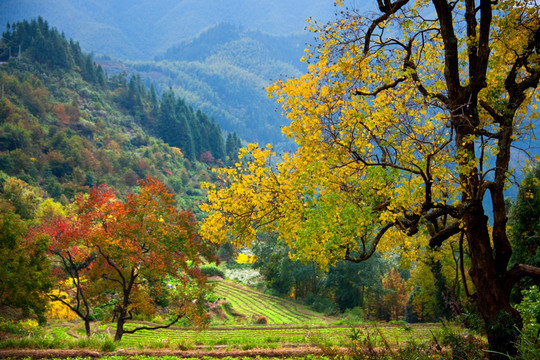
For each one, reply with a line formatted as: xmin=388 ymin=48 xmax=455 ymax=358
xmin=122 ymin=313 xmax=184 ymax=334
xmin=504 ymin=264 xmax=540 ymax=292
xmin=432 ymin=0 xmax=463 ymax=97
xmin=355 ymin=76 xmax=407 ymax=96
xmin=429 ymin=222 xmax=461 ymax=248
xmin=344 ymin=223 xmax=394 ymax=262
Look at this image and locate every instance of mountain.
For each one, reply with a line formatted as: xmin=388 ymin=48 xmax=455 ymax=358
xmin=0 ymin=0 xmax=349 ymax=60
xmin=97 ymin=23 xmax=312 ymax=149
xmin=0 ymin=18 xmax=238 ymax=211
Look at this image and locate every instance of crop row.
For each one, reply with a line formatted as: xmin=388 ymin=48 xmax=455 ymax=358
xmin=217 ymin=281 xmax=322 ymax=319
xmin=213 ymin=280 xmax=325 ymax=324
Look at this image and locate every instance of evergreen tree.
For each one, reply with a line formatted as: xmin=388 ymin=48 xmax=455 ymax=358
xmin=158 ymin=90 xmax=195 ymax=160
xmin=208 ymin=122 xmax=225 ymax=161
xmin=225 ymin=132 xmax=242 ymax=162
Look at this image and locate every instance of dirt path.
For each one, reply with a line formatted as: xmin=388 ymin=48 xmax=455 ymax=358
xmin=0 ymin=346 xmax=344 ymax=359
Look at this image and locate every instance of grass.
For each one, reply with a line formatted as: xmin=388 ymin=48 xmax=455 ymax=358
xmin=0 ymin=320 xmax=443 ymax=353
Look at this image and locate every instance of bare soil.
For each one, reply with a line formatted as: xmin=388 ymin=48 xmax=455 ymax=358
xmin=0 ymin=346 xmax=338 ymax=359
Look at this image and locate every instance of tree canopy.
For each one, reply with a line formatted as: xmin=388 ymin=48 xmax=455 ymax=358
xmin=201 ymin=0 xmax=540 ymax=357
xmin=32 ymin=177 xmax=217 ymax=340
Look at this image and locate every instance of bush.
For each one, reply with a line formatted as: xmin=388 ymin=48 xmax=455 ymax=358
xmin=517 ymin=285 xmax=540 ymax=336
xmin=438 ymin=323 xmax=485 ymax=360
xmin=341 ymin=306 xmax=365 ymax=324
xmin=305 ymin=293 xmax=339 ymax=315
xmin=201 ymin=264 xmax=225 ymax=278
xmin=255 ymin=315 xmax=268 ymax=324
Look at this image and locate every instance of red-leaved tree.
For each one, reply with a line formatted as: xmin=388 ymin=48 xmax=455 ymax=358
xmin=33 ymin=177 xmax=217 ymax=341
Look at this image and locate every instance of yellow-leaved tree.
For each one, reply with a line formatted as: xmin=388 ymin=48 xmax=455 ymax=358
xmin=201 ymin=0 xmax=539 ymax=357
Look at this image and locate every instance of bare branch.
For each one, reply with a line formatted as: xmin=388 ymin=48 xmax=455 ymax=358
xmin=365 ymin=0 xmax=411 ymax=54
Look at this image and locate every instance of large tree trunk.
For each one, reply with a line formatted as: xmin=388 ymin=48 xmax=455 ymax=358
xmin=464 ymin=203 xmax=522 ymax=359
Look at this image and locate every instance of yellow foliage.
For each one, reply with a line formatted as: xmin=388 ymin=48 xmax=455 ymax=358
xmin=46 ymin=290 xmax=78 ymax=320
xmin=199 ymin=0 xmax=539 ymax=271
xmin=18 ymin=319 xmax=39 ymax=331
xmin=235 ymin=253 xmax=257 ymax=264
xmin=171 ymin=146 xmax=184 ymax=158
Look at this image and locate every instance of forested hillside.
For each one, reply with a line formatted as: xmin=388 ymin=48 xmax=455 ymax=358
xmin=0 ymin=18 xmax=240 ymax=207
xmin=99 ymin=23 xmax=310 ymax=148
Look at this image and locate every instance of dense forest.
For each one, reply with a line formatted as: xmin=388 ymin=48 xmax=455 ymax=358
xmin=0 ymin=17 xmax=242 ymax=205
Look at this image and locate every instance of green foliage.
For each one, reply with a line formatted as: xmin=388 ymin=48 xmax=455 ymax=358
xmin=511 ymin=329 xmax=540 ymax=360
xmin=516 ymin=285 xmax=540 ymax=336
xmin=253 ymin=234 xmax=389 ymax=318
xmin=1 ymin=17 xmax=104 ymax=86
xmin=509 ymin=164 xmax=540 ymax=297
xmin=0 ymin=206 xmax=51 ymax=324
xmin=201 ymin=264 xmax=225 ymax=278
xmin=121 ymin=24 xmax=310 ymax=148
xmin=437 ymin=323 xmax=485 ymax=360
xmin=253 ymin=234 xmax=323 ymax=299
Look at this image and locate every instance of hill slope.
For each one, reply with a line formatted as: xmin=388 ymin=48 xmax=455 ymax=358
xmin=0 ymin=18 xmax=232 ymax=209
xmin=213 ymin=280 xmax=329 ymax=325
xmin=101 ymin=24 xmax=311 ymax=148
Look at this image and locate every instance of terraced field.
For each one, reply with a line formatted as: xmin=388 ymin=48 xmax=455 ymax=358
xmin=212 ymin=280 xmax=328 ymax=325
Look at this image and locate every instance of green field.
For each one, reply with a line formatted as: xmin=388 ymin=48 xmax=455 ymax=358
xmin=212 ymin=280 xmax=329 ymax=325
xmin=116 ymin=323 xmax=441 ymax=350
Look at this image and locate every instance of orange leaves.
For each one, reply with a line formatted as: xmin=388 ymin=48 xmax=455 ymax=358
xmin=32 ymin=176 xmax=216 ymax=332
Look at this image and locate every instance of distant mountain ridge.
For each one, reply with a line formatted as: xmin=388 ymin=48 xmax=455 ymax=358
xmin=0 ymin=0 xmax=343 ymax=60
xmin=99 ymin=23 xmax=312 ymax=148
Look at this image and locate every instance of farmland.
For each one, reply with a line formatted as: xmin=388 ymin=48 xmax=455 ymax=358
xmin=0 ymin=278 xmax=453 ymax=359
xmin=212 ymin=280 xmax=328 ymax=325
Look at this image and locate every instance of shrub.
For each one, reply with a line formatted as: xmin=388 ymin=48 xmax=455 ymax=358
xmin=438 ymin=323 xmax=485 ymax=360
xmin=517 ymin=285 xmax=540 ymax=336
xmin=201 ymin=264 xmax=225 ymax=278
xmin=255 ymin=315 xmax=268 ymax=324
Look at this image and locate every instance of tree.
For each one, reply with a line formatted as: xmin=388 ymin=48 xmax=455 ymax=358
xmin=29 ymin=212 xmax=96 ymax=337
xmin=508 ymin=164 xmax=540 ymax=298
xmin=0 ymin=176 xmax=44 ymax=220
xmin=30 ymin=177 xmax=217 ymax=340
xmin=381 ymin=268 xmax=409 ymax=321
xmin=325 ymin=254 xmax=386 ymax=314
xmin=201 ymin=1 xmax=540 ymax=357
xmin=0 ymin=207 xmax=51 ymax=324
xmin=79 ymin=177 xmax=216 ymax=341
